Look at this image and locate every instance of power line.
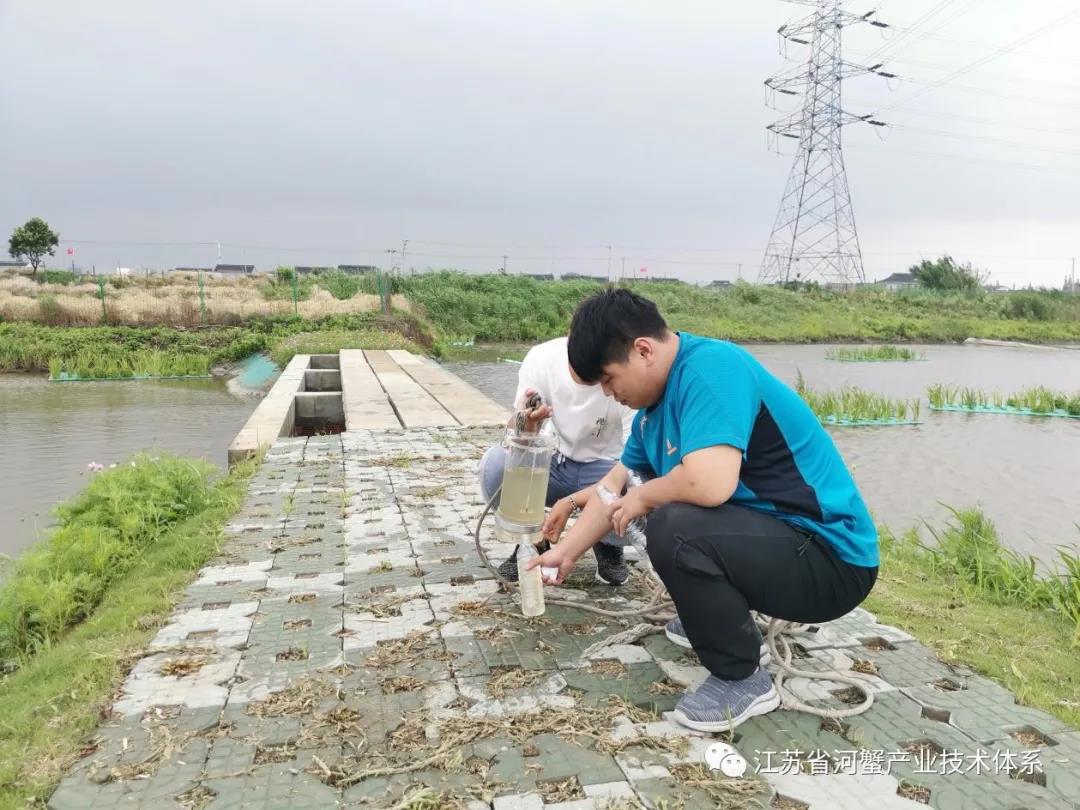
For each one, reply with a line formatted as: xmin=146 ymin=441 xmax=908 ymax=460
xmin=845 ymin=98 xmax=1080 ymax=137
xmin=878 ymin=9 xmax=1080 ymax=114
xmin=847 ymin=50 xmax=1080 ymax=90
xmin=859 ymin=0 xmax=983 ymax=65
xmin=885 ymin=123 xmax=1080 ymax=156
xmin=846 ymin=142 xmax=1080 ymax=174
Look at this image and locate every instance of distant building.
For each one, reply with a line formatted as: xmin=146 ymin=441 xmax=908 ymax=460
xmin=173 ymin=266 xmax=212 ymax=274
xmin=0 ymin=259 xmax=30 ymax=268
xmin=523 ymin=273 xmax=555 ymax=281
xmin=876 ymin=272 xmax=917 ymax=291
xmin=707 ymin=280 xmax=732 ymax=289
xmin=337 ymin=265 xmax=378 ymax=274
xmin=294 ymin=266 xmax=336 ymax=275
xmin=562 ymin=272 xmax=608 ymax=283
xmin=213 ymin=264 xmax=256 ymax=276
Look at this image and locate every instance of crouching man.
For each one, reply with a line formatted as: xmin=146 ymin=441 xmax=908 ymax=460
xmin=528 ymin=289 xmax=879 ymax=732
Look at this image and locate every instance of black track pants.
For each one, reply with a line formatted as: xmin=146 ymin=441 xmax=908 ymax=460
xmin=646 ymin=502 xmax=878 ymax=680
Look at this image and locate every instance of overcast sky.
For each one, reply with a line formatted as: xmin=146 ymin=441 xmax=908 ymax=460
xmin=2 ymin=0 xmax=1077 ymax=286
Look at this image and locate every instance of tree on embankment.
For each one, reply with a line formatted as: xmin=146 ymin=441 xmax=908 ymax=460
xmin=911 ymin=255 xmax=986 ymax=292
xmin=8 ymin=217 xmax=60 ymax=276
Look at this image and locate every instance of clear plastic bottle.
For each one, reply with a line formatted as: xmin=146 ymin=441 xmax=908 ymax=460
xmin=597 ymin=477 xmax=648 ymax=552
xmin=516 ymin=541 xmax=546 ymax=617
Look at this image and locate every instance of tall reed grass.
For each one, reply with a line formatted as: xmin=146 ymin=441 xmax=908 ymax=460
xmin=883 ymin=507 xmax=1080 ymax=645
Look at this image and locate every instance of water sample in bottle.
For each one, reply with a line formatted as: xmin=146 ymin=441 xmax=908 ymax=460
xmin=516 ymin=541 xmax=546 ymax=617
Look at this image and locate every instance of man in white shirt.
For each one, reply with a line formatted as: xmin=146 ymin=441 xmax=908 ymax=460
xmin=478 ymin=336 xmax=635 ymax=584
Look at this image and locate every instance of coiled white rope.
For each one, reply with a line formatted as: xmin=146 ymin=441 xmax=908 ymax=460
xmin=472 ymin=491 xmax=875 ymax=720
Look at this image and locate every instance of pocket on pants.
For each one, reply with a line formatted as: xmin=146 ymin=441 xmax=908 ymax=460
xmin=673 ymin=537 xmax=727 ymax=578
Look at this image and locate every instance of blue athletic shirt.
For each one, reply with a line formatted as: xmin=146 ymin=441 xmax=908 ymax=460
xmin=621 ymin=332 xmax=878 ymax=568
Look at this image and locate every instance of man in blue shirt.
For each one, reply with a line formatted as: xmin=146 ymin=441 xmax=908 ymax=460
xmin=528 ymin=289 xmax=879 ymax=732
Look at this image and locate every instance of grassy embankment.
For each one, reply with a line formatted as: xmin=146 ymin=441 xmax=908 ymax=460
xmin=400 ymin=272 xmax=1080 ymax=344
xmin=2 ymin=271 xmax=1079 ymax=376
xmin=0 ymin=313 xmax=427 ymax=378
xmin=0 ymin=454 xmax=260 ymax=807
xmin=866 ymin=509 xmax=1080 ymax=730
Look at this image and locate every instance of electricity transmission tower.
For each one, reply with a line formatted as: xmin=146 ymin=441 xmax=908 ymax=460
xmin=759 ymin=1 xmax=893 ymax=288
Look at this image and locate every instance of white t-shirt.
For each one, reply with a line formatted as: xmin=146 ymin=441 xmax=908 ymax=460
xmin=514 ymin=337 xmax=635 ymax=463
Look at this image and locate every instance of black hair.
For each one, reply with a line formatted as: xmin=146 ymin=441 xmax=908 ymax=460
xmin=567 ymin=288 xmax=669 ymax=383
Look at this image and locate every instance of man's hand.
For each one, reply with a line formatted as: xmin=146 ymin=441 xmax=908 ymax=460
xmin=607 ymin=487 xmax=651 ymax=537
xmin=541 ymin=498 xmax=573 ymax=543
xmin=525 ymin=544 xmax=576 ymax=585
xmin=513 ymin=388 xmax=553 ymax=433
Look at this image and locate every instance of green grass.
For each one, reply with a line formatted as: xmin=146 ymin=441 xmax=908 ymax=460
xmin=48 ymin=348 xmax=211 ymax=379
xmin=268 ymin=328 xmax=423 ymax=367
xmin=927 ymin=383 xmax=1080 ymax=415
xmin=0 ymin=454 xmax=231 ymax=664
xmin=795 ymin=371 xmax=921 ymax=424
xmin=0 ymin=313 xmax=433 ymax=376
xmin=0 ymin=453 xmax=258 ymax=806
xmin=400 ymin=273 xmax=1080 ymax=344
xmin=826 ymin=345 xmax=925 ymax=362
xmin=866 ymin=509 xmax=1080 ymax=730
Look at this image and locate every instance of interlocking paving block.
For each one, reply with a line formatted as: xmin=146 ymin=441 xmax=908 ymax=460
xmin=764 ymin=770 xmax=931 ymax=809
xmin=836 ymin=690 xmax=981 ymax=763
xmin=442 ymin=630 xmax=496 ymax=678
xmin=263 ymin=571 xmax=345 ymax=597
xmin=112 ymin=650 xmax=241 ymax=716
xmin=491 ymin=794 xmax=544 ymax=810
xmin=340 ymin=595 xmax=435 ymax=649
xmin=979 ymin=728 xmax=1080 ymax=807
xmin=201 ymin=753 xmax=342 ymax=809
xmin=925 ymin=772 xmax=1077 ymax=809
xmin=778 ymin=647 xmax=897 ymax=704
xmin=902 ymin=680 xmax=1074 ymax=744
xmin=426 ymin=579 xmax=503 ymax=620
xmin=148 ymin=601 xmax=258 ymax=650
xmin=732 ymin=708 xmax=841 ymax=774
xmin=562 ymin=661 xmax=674 ymax=715
xmin=457 ymin=672 xmax=573 ymax=718
xmin=850 ymin=640 xmax=976 ymax=690
xmin=415 ymin=554 xmax=496 ymax=585
xmin=794 ymin=607 xmax=917 ymax=651
xmin=488 ymin=732 xmax=625 ymax=790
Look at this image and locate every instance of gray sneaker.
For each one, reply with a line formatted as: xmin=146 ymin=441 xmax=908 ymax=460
xmin=671 ymin=668 xmax=781 ymax=733
xmin=594 ymin=542 xmax=629 ymax=585
xmin=664 ymin=618 xmax=771 ymax=666
xmin=496 ymin=540 xmax=551 ymax=583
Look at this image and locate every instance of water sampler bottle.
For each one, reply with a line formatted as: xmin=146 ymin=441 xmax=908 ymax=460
xmin=494 ymin=420 xmax=557 ymax=617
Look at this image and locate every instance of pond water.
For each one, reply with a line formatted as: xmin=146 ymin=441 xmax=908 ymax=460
xmin=0 ymin=374 xmax=255 ymax=559
xmin=445 ymin=342 xmax=1080 ymax=566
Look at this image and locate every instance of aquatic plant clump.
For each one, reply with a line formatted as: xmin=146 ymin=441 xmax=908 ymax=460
xmin=48 ymin=349 xmax=211 ymax=380
xmin=826 ymin=345 xmax=925 ymax=362
xmin=927 ymin=384 xmax=1080 ymax=418
xmin=795 ymin=371 xmax=920 ymax=426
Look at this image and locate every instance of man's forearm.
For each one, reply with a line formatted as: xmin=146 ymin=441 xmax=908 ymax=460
xmin=637 ymin=464 xmax=728 ymax=510
xmin=555 ymin=488 xmax=613 ymax=562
